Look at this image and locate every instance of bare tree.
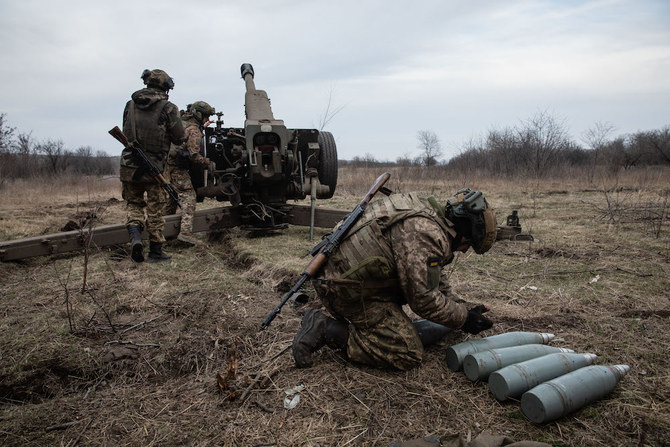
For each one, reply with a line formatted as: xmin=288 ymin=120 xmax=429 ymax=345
xmin=396 ymin=153 xmax=416 ymax=167
xmin=416 ymin=130 xmax=443 ymax=167
xmin=351 ymin=152 xmax=378 ymax=168
xmin=36 ymin=139 xmax=72 ymax=175
xmin=582 ymin=121 xmax=615 ymax=182
xmin=517 ymin=111 xmax=571 ymax=177
xmin=94 ymin=150 xmax=115 ymax=175
xmin=639 ymin=126 xmax=670 ymax=164
xmin=486 ymin=127 xmax=519 ymax=176
xmin=601 ymin=136 xmax=642 ymax=171
xmin=12 ymin=132 xmax=35 ymax=178
xmin=317 ymin=86 xmax=346 ymax=131
xmin=0 ymin=113 xmax=15 ymax=153
xmin=73 ymin=146 xmax=94 ymax=174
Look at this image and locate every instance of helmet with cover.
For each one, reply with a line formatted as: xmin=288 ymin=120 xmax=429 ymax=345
xmin=187 ymin=101 xmax=216 ymax=123
xmin=445 ymin=188 xmax=497 ymax=254
xmin=141 ymin=69 xmax=175 ymax=91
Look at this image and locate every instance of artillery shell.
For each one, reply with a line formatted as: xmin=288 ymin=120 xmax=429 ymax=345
xmin=520 ymin=364 xmax=630 ymax=423
xmin=463 ymin=344 xmax=574 ymax=382
xmin=446 ymin=332 xmax=555 ymax=372
xmin=488 ymin=352 xmax=597 ymax=400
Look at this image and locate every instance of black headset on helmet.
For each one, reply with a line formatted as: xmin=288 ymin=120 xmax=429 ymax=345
xmin=141 ymin=69 xmax=175 ymax=92
xmin=445 ymin=188 xmax=497 ymax=254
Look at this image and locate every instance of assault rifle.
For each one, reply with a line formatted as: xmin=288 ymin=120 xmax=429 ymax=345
xmin=109 ymin=126 xmax=181 ymax=208
xmin=260 ymin=172 xmax=392 ymax=330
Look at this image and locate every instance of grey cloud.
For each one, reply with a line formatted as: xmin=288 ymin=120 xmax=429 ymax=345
xmin=0 ymin=0 xmax=668 ymax=161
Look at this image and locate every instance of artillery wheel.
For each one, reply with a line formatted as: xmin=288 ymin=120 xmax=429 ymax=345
xmin=317 ymin=131 xmax=338 ymax=199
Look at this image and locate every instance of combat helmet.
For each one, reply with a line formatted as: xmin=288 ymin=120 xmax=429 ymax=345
xmin=141 ymin=69 xmax=175 ymax=92
xmin=445 ymin=188 xmax=497 ymax=254
xmin=187 ymin=101 xmax=216 ymax=123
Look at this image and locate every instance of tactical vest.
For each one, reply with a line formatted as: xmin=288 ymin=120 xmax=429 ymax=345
xmin=123 ymin=99 xmax=170 ymax=153
xmin=324 ymin=193 xmax=457 ymax=289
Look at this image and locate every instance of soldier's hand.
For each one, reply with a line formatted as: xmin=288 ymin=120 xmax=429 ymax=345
xmin=208 ymin=160 xmax=216 ymax=172
xmin=461 ymin=305 xmax=493 ymax=335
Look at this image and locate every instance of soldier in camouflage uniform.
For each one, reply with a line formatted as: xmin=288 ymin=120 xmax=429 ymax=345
xmin=120 ymin=69 xmax=185 ymax=263
xmin=293 ymin=189 xmax=498 ymax=370
xmin=165 ymin=101 xmax=216 ymax=246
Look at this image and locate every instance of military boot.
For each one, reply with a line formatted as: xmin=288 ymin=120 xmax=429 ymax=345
xmin=147 ymin=241 xmax=172 ymax=262
xmin=413 ymin=319 xmax=451 ymax=347
xmin=292 ymin=309 xmax=348 ymax=368
xmin=127 ymin=225 xmax=144 ymax=263
xmin=176 ymin=232 xmax=198 ymax=247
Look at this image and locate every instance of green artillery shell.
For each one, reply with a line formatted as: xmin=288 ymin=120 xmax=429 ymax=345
xmin=445 ymin=332 xmax=555 ymax=372
xmin=463 ymin=344 xmax=574 ymax=382
xmin=520 ymin=364 xmax=630 ymax=424
xmin=488 ymin=352 xmax=597 ymax=401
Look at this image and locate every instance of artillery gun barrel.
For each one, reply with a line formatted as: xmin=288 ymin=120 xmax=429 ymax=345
xmin=241 ymin=63 xmax=256 ymax=92
xmin=240 ymin=63 xmax=275 ymax=121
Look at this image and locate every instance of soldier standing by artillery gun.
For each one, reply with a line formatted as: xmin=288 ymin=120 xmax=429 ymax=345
xmin=165 ymin=101 xmax=217 ymax=246
xmin=120 ymin=69 xmax=185 ymax=262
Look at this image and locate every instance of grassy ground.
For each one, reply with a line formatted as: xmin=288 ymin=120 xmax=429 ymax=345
xmin=0 ymin=167 xmax=668 ymax=446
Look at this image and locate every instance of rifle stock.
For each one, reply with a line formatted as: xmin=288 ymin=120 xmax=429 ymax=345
xmin=108 ymin=126 xmax=182 ymax=208
xmin=259 ymin=172 xmax=391 ymax=330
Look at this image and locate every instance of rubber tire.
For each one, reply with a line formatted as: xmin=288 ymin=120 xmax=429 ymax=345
xmin=317 ymin=131 xmax=338 ymax=199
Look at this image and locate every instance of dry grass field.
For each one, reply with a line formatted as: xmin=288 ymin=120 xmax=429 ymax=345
xmin=0 ymin=166 xmax=668 ymax=446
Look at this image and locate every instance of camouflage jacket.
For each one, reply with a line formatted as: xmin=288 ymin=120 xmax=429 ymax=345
xmin=322 ymin=193 xmax=469 ymax=329
xmin=120 ymin=88 xmax=184 ymax=183
xmin=167 ymin=113 xmax=209 ymax=168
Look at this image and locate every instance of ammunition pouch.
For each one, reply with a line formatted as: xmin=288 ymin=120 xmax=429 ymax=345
xmin=120 ymin=147 xmax=140 ymax=169
xmin=318 ymin=255 xmax=400 ymax=304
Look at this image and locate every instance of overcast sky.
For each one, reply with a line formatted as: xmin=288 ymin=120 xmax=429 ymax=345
xmin=1 ymin=0 xmax=669 ymax=161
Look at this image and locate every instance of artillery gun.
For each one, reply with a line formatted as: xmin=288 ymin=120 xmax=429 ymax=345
xmin=193 ymin=63 xmax=338 ymax=230
xmin=0 ymin=64 xmax=538 ymax=262
xmin=0 ymin=63 xmax=347 ymax=261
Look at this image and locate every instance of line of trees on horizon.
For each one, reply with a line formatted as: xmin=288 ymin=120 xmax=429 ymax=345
xmin=3 ymin=111 xmax=669 ymax=186
xmin=341 ymin=112 xmax=670 ymax=179
xmin=0 ymin=113 xmax=115 ymax=184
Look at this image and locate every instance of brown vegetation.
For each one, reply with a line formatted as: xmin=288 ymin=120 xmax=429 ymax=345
xmin=0 ymin=113 xmax=115 ymax=186
xmin=0 ymin=166 xmax=668 ymax=446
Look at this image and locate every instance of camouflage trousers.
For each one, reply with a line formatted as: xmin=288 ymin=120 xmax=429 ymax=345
xmin=166 ymin=166 xmax=196 ymax=235
xmin=122 ymin=181 xmax=167 ymax=243
xmin=314 ymin=280 xmax=423 ymax=371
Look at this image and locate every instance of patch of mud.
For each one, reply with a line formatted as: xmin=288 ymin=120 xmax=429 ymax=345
xmin=0 ymin=358 xmax=95 ymax=404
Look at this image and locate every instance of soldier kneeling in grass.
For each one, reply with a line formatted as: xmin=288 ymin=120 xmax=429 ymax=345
xmin=293 ymin=189 xmax=497 ymax=370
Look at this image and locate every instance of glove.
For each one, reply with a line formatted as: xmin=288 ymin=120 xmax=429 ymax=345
xmin=461 ymin=304 xmax=493 ymax=335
